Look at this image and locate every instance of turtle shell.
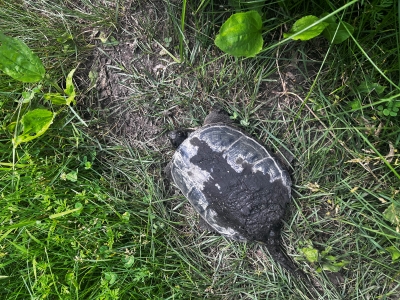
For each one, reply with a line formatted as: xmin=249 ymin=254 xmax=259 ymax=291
xmin=169 ymin=123 xmax=291 ymax=243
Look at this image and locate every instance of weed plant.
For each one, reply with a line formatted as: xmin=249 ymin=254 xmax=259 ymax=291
xmin=1 ymin=0 xmax=399 ymax=299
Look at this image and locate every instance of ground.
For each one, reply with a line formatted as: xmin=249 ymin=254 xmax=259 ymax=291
xmin=82 ymin=0 xmax=337 ymax=293
xmin=84 ymin=1 xmax=323 ymax=149
xmin=2 ymin=0 xmax=399 ymax=299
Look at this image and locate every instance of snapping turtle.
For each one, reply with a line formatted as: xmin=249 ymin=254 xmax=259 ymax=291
xmin=165 ymin=108 xmax=304 ymax=278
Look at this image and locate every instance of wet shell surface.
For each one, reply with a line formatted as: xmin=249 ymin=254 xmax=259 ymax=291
xmin=169 ymin=123 xmax=291 ymax=243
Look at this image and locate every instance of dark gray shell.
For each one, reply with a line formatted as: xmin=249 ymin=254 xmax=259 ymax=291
xmin=169 ymin=123 xmax=291 ymax=243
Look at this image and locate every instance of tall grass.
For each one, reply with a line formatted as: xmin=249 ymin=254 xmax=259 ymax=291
xmin=1 ymin=0 xmax=399 ymax=299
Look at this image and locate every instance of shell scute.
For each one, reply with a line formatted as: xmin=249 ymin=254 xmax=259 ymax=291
xmin=169 ymin=123 xmax=291 ymax=243
xmin=167 ymin=111 xmax=311 ymax=284
xmin=197 ymin=125 xmax=240 ymax=152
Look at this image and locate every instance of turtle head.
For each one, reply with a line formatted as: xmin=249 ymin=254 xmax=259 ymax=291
xmin=167 ymin=129 xmax=193 ymax=148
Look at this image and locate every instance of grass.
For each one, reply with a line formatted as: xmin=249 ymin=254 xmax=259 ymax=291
xmin=1 ymin=0 xmax=399 ymax=299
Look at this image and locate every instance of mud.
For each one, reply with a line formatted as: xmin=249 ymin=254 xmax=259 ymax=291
xmin=78 ymin=0 xmax=322 ymax=151
xmin=79 ymin=0 xmax=182 ymax=151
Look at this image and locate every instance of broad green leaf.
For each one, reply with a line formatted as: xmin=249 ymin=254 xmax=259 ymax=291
xmin=73 ymin=202 xmax=83 ymax=216
xmin=283 ymin=15 xmax=329 ymax=41
xmin=21 ymin=90 xmax=35 ymax=103
xmin=383 ymin=203 xmax=400 ymax=226
xmin=320 ymin=13 xmax=336 ymax=24
xmin=301 ymin=247 xmax=319 ymax=263
xmin=321 ymin=260 xmax=349 ymax=272
xmin=385 ymin=246 xmax=400 ymax=262
xmin=123 ymin=255 xmax=135 ymax=268
xmin=323 ymin=255 xmax=337 ymax=261
xmin=356 ymin=81 xmax=386 ymax=95
xmin=5 ymin=121 xmax=16 ymax=133
xmin=215 ymin=10 xmax=263 ymax=57
xmin=66 ymin=170 xmax=78 ymax=182
xmin=44 ymin=68 xmax=77 ymax=105
xmin=320 ymin=245 xmax=332 ymax=257
xmin=0 ymin=32 xmax=45 ymax=82
xmin=65 ymin=272 xmax=78 ymax=289
xmin=104 ymin=272 xmax=118 ymax=285
xmin=348 ymin=99 xmax=362 ymax=110
xmin=64 ymin=68 xmax=77 ymax=105
xmin=322 ymin=19 xmax=355 ymax=44
xmin=13 ymin=109 xmax=54 ymax=147
xmin=20 ymin=86 xmax=41 ymax=103
xmin=44 ymin=92 xmax=67 ymax=105
xmin=57 ymin=32 xmax=73 ymax=44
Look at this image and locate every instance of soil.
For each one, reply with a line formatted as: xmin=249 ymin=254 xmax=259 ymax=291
xmin=79 ymin=0 xmax=182 ymax=151
xmin=89 ymin=38 xmax=166 ymax=149
xmin=77 ymin=0 xmax=332 ymax=288
xmin=78 ymin=1 xmax=323 ymax=153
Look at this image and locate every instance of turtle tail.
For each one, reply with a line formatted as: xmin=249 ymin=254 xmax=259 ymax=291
xmin=266 ymin=243 xmax=308 ymax=280
xmin=266 ymin=242 xmax=321 ymax=297
xmin=263 ymin=225 xmax=308 ymax=280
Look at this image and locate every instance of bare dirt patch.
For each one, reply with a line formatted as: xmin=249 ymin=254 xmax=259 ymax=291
xmin=76 ymin=2 xmax=334 ymax=293
xmin=79 ymin=0 xmax=186 ymax=152
xmin=78 ymin=1 xmax=323 ymax=154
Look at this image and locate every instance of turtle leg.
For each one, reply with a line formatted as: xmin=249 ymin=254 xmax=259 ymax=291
xmin=276 ymin=146 xmax=294 ymax=170
xmin=164 ymin=161 xmax=173 ymax=181
xmin=204 ymin=107 xmax=233 ymax=125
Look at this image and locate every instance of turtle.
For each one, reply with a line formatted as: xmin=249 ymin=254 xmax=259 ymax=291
xmin=165 ymin=108 xmax=306 ymax=280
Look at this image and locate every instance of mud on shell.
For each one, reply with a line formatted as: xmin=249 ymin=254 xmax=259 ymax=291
xmin=169 ymin=124 xmax=292 ymax=243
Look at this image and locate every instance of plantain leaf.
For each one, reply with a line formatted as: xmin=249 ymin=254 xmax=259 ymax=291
xmin=385 ymin=246 xmax=400 ymax=262
xmin=64 ymin=68 xmax=77 ymax=105
xmin=43 ymin=68 xmax=77 ymax=105
xmin=321 ymin=260 xmax=350 ymax=272
xmin=13 ymin=109 xmax=54 ymax=147
xmin=215 ymin=10 xmax=263 ymax=57
xmin=44 ymin=93 xmax=67 ymax=105
xmin=0 ymin=32 xmax=45 ymax=82
xmin=283 ymin=15 xmax=329 ymax=41
xmin=322 ymin=20 xmax=354 ymax=44
xmin=383 ymin=203 xmax=400 ymax=226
